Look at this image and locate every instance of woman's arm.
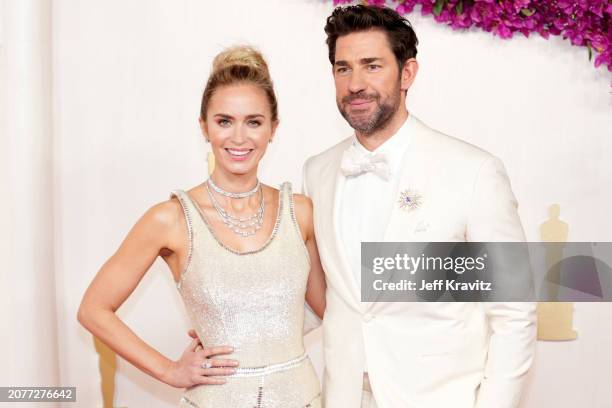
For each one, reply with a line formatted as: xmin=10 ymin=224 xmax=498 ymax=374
xmin=77 ymin=199 xmax=236 ymax=388
xmin=294 ymin=194 xmax=326 ymax=319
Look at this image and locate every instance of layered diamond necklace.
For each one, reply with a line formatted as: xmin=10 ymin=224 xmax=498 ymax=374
xmin=205 ymin=177 xmax=264 ymax=237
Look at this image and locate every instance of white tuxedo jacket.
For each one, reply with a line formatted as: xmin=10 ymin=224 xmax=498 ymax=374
xmin=302 ymin=115 xmax=536 ymax=408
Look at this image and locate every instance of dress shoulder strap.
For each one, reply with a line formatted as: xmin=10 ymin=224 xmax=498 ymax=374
xmin=278 ymin=182 xmax=295 ymax=220
xmin=168 ymin=189 xmax=197 ymax=288
xmin=169 ymin=189 xmax=196 ymax=226
xmin=278 ymin=181 xmax=311 ymax=264
xmin=278 ymin=181 xmax=302 ymax=235
xmin=169 ymin=188 xmax=210 ymax=234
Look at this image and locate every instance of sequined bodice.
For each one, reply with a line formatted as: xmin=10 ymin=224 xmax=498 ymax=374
xmin=171 ymin=182 xmax=311 ymax=368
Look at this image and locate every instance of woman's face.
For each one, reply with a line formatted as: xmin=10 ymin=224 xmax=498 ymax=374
xmin=201 ymin=83 xmax=277 ymax=178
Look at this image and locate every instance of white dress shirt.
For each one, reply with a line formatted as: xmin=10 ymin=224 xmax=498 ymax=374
xmin=339 ymin=114 xmax=414 ymax=288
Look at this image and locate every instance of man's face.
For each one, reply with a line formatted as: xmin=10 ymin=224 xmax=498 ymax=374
xmin=333 ymin=30 xmax=402 ymax=135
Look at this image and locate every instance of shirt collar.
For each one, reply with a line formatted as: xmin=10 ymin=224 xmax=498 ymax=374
xmin=351 ymin=113 xmax=414 ymax=176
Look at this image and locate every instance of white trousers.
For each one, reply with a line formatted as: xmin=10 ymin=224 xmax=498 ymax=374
xmin=361 ymin=373 xmax=378 ymax=408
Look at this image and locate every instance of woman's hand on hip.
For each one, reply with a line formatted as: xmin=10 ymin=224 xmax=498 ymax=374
xmin=161 ymin=336 xmax=238 ymax=388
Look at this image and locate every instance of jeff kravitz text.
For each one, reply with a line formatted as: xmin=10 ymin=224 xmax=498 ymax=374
xmin=370 ymin=253 xmax=493 ymax=292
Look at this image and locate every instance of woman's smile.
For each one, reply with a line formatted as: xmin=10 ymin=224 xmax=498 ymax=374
xmin=225 ymin=147 xmax=254 ymax=161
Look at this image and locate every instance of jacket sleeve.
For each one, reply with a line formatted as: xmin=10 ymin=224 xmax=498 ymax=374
xmin=467 ymin=156 xmax=537 ymax=408
xmin=301 ymin=157 xmax=311 ymax=197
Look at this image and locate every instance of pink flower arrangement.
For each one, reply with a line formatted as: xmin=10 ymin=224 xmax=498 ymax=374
xmin=333 ymin=0 xmax=612 ymax=71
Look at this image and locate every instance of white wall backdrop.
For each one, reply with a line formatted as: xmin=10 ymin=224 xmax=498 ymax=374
xmin=1 ymin=2 xmax=60 ymax=405
xmin=1 ymin=0 xmax=611 ymax=407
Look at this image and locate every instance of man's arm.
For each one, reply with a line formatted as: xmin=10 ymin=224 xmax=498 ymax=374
xmin=466 ymin=156 xmax=537 ymax=408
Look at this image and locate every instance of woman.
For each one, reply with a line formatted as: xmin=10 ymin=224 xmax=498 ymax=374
xmin=78 ymin=46 xmax=326 ymax=407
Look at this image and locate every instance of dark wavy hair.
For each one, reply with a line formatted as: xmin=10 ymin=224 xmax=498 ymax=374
xmin=324 ymin=5 xmax=418 ymax=68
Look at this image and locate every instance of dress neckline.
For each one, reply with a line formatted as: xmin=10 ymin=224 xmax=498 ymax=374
xmin=185 ymin=183 xmax=284 ymax=256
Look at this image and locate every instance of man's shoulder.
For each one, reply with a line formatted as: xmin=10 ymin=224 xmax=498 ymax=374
xmin=412 ymin=118 xmax=497 ymax=176
xmin=304 ymin=136 xmax=353 ymax=171
xmin=414 ymin=117 xmax=493 ymax=164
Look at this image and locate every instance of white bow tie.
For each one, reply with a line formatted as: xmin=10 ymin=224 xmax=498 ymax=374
xmin=340 ymin=144 xmax=391 ymax=181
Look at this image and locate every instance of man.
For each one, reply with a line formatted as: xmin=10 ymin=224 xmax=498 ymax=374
xmin=302 ymin=5 xmax=536 ymax=408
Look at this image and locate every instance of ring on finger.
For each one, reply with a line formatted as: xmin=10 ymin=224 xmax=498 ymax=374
xmin=201 ymin=359 xmax=213 ymax=369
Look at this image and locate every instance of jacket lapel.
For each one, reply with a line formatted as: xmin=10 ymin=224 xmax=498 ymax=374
xmin=331 ymin=168 xmax=363 ymax=308
xmin=316 ymin=140 xmax=363 ymax=311
xmin=364 ymin=117 xmax=427 ymax=311
xmin=383 ymin=116 xmax=427 ymax=242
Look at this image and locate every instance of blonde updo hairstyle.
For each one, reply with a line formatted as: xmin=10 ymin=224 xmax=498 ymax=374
xmin=200 ymin=46 xmax=278 ymax=123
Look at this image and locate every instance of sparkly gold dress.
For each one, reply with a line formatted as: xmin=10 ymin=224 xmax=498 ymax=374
xmin=170 ymin=182 xmax=321 ymax=408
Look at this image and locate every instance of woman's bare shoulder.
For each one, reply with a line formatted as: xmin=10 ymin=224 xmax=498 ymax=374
xmin=161 ymin=184 xmax=205 ymax=219
xmin=141 ymin=195 xmax=186 ymax=234
xmin=291 ymin=193 xmax=313 ymax=238
xmin=292 ymin=193 xmax=313 ymax=215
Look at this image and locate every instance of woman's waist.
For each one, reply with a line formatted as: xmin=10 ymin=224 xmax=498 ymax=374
xmin=223 ymin=342 xmax=306 ymax=368
xmin=230 ymin=352 xmax=308 ymax=377
xmin=197 ymin=330 xmax=305 ymax=363
xmin=181 ymin=356 xmax=320 ymax=406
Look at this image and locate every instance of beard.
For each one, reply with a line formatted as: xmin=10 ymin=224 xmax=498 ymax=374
xmin=338 ymin=86 xmax=401 ymax=136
